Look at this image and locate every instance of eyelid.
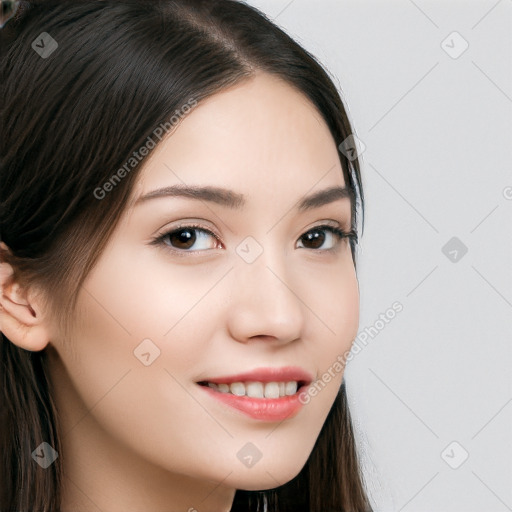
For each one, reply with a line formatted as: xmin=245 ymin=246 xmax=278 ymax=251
xmin=305 ymin=219 xmax=348 ymax=232
xmin=152 ymin=219 xmax=221 ymax=239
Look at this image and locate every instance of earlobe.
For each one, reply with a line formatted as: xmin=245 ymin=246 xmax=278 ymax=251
xmin=0 ymin=261 xmax=51 ymax=352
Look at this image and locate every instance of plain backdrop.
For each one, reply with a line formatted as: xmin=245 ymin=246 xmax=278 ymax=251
xmin=244 ymin=1 xmax=512 ymax=511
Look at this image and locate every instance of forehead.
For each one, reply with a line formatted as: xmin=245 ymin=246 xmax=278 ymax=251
xmin=132 ymin=72 xmax=346 ymax=205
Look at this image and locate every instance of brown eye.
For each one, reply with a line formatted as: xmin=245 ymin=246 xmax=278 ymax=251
xmin=297 ymin=226 xmax=349 ymax=251
xmin=168 ymin=228 xmax=196 ymax=249
xmin=156 ymin=226 xmax=219 ymax=252
xmin=300 ymin=229 xmax=326 ymax=249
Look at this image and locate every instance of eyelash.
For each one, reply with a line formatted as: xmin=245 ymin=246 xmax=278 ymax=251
xmin=151 ymin=223 xmax=358 ymax=256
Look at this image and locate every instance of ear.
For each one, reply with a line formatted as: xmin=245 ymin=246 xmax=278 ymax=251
xmin=0 ymin=249 xmax=51 ymax=352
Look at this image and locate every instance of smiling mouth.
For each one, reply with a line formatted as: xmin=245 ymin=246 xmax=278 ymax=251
xmin=197 ymin=380 xmax=308 ymax=399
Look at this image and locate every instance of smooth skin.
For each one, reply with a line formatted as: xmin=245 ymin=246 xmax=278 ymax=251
xmin=0 ymin=71 xmax=359 ymax=512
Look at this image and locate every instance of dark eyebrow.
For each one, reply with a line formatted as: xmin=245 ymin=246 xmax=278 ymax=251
xmin=134 ymin=184 xmax=353 ymax=210
xmin=134 ymin=185 xmax=245 ymax=208
xmin=297 ymin=185 xmax=354 ymax=211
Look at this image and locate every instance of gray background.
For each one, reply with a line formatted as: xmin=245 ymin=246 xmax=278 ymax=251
xmin=245 ymin=1 xmax=512 ymax=510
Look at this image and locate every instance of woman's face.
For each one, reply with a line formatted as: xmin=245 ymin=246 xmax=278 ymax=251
xmin=47 ymin=71 xmax=359 ymax=508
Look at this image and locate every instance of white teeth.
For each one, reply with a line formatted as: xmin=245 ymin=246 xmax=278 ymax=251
xmin=229 ymin=382 xmax=246 ymax=396
xmin=264 ymin=382 xmax=280 ymax=398
xmin=246 ymin=382 xmax=264 ymax=398
xmin=204 ymin=381 xmax=300 ymax=398
xmin=285 ymin=381 xmax=298 ymax=395
xmin=217 ymin=383 xmax=230 ymax=393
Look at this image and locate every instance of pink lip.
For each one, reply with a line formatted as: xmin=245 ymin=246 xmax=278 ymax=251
xmin=197 ymin=366 xmax=314 ymax=385
xmin=195 ymin=366 xmax=314 ymax=422
xmin=198 ymin=385 xmax=308 ymax=421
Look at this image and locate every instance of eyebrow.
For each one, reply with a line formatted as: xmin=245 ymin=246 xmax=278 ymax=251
xmin=134 ymin=184 xmax=353 ymax=211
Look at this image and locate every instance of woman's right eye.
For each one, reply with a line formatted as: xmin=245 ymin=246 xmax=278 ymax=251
xmin=153 ymin=226 xmax=221 ymax=253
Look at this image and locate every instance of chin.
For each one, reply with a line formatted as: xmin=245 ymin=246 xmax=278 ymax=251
xmin=230 ymin=459 xmax=307 ymax=491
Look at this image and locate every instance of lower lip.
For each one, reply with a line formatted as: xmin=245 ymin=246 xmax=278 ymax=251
xmin=197 ymin=384 xmax=307 ymax=422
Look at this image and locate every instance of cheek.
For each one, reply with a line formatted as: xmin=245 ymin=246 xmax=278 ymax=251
xmin=67 ymin=249 xmax=228 ymax=404
xmin=298 ymin=255 xmax=359 ymax=397
xmin=79 ymin=242 xmax=227 ymax=343
xmin=58 ymin=266 xmax=234 ymax=478
xmin=302 ymin=254 xmax=359 ymax=349
xmin=327 ymin=265 xmax=359 ymax=345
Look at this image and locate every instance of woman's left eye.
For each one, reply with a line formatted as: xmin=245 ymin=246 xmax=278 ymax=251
xmin=152 ymin=224 xmax=355 ymax=255
xmin=296 ymin=225 xmax=353 ymax=251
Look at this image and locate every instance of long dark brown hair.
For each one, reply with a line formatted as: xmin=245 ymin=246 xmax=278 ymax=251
xmin=0 ymin=1 xmax=372 ymax=510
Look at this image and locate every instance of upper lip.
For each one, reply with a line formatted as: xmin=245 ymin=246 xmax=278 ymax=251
xmin=197 ymin=366 xmax=314 ymax=386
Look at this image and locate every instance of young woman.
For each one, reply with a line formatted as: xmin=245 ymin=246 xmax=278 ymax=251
xmin=0 ymin=1 xmax=372 ymax=510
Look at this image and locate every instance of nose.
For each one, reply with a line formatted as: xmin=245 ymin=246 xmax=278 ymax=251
xmin=226 ymin=251 xmax=306 ymax=345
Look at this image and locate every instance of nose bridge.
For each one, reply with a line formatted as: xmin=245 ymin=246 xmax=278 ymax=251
xmin=226 ymin=244 xmax=305 ymax=343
